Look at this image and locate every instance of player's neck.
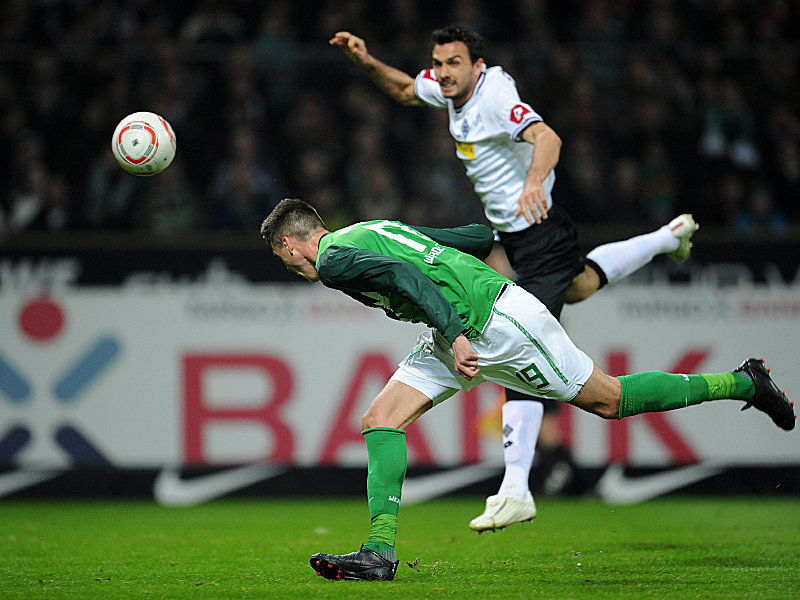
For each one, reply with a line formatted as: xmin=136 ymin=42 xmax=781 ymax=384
xmin=308 ymin=229 xmax=329 ymax=260
xmin=453 ymin=76 xmax=479 ymax=108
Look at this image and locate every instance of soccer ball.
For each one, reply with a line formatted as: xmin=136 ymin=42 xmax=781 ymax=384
xmin=111 ymin=112 xmax=176 ymax=176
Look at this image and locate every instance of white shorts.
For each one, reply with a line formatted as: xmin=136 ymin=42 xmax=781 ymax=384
xmin=390 ymin=284 xmax=594 ymax=406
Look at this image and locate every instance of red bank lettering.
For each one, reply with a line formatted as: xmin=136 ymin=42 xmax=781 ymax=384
xmin=183 ymin=354 xmax=295 ymax=464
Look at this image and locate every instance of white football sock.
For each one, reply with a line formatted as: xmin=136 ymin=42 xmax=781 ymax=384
xmin=586 ymin=225 xmax=679 ymax=286
xmin=497 ymin=401 xmax=543 ymax=500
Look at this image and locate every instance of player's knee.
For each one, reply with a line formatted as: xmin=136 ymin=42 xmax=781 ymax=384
xmin=361 ymin=408 xmax=377 ymax=430
xmin=362 ymin=405 xmax=389 ymax=430
xmin=565 ymin=268 xmax=600 ymax=304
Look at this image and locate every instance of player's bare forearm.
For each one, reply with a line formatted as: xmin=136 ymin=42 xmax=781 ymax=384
xmin=330 ymin=31 xmax=423 ymax=106
xmin=524 ymin=122 xmax=561 ymax=184
xmin=368 ymin=63 xmax=424 ymax=106
xmin=452 ymin=334 xmax=479 ymax=380
xmin=516 ymin=122 xmax=562 ymax=224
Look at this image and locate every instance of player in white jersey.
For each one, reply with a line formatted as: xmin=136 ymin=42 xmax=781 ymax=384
xmin=330 ymin=26 xmax=699 ymax=532
xmin=414 ymin=63 xmax=556 ymax=233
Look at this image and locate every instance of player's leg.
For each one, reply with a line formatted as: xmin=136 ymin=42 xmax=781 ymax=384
xmin=310 ymin=381 xmax=437 ymax=581
xmin=565 ymin=214 xmax=700 ymax=304
xmin=360 ymin=381 xmax=432 ymax=558
xmin=481 ymin=217 xmax=581 ymax=532
xmin=310 ymin=334 xmax=461 ymax=581
xmin=569 ymin=360 xmax=795 ymax=430
xmin=494 ymin=396 xmax=543 ymax=501
xmin=469 ymin=283 xmax=593 ymax=532
xmin=468 ymin=395 xmax=541 ymax=532
xmin=484 ymin=285 xmax=795 ymax=432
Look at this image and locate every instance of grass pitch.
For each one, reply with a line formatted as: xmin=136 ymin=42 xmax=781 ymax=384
xmin=1 ymin=497 xmax=798 ymax=599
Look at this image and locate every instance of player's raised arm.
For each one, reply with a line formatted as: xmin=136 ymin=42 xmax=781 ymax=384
xmin=329 ymin=31 xmax=424 ymax=107
xmin=516 ymin=121 xmax=562 ymax=224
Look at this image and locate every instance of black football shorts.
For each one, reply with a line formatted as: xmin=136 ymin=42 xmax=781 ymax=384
xmin=497 ymin=203 xmax=586 ymax=321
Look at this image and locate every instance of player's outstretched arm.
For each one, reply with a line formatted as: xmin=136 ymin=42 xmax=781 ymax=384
xmin=329 ymin=31 xmax=423 ymax=107
xmin=452 ymin=334 xmax=480 ymax=380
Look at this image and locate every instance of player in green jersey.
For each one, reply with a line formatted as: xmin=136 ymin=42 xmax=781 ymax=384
xmin=261 ymin=198 xmax=795 ymax=582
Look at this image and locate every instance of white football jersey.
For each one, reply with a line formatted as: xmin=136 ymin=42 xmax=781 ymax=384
xmin=414 ymin=64 xmax=555 ymax=232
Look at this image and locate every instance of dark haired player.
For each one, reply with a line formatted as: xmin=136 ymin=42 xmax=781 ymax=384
xmin=261 ymin=198 xmax=793 ymax=581
xmin=330 ymin=26 xmax=699 ymax=531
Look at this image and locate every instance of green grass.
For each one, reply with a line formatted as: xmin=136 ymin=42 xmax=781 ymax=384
xmin=1 ymin=497 xmax=798 ymax=599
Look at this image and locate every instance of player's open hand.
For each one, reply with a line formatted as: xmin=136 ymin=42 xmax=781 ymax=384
xmin=329 ymin=31 xmax=369 ymax=65
xmin=452 ymin=334 xmax=480 ymax=380
xmin=515 ymin=180 xmax=548 ymax=225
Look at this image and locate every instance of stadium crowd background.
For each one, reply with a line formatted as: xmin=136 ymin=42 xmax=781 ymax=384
xmin=0 ymin=0 xmax=798 ymax=239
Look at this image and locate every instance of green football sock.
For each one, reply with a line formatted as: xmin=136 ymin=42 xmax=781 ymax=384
xmin=618 ymin=371 xmax=755 ymax=418
xmin=361 ymin=427 xmax=407 ymax=559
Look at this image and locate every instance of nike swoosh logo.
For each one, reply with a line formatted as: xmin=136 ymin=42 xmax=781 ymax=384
xmin=0 ymin=468 xmax=63 ymax=498
xmin=402 ymin=463 xmax=502 ymax=505
xmin=596 ymin=462 xmax=726 ymax=505
xmin=153 ymin=464 xmax=286 ymax=506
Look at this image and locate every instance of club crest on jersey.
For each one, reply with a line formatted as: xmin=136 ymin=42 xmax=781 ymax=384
xmin=460 ymin=119 xmax=470 ymax=138
xmin=510 ymin=104 xmax=531 ymax=124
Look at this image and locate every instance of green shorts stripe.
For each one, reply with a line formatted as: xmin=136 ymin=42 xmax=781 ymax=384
xmin=492 ymin=307 xmax=569 ymax=385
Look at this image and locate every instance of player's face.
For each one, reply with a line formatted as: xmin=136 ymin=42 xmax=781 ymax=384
xmin=273 ymin=240 xmax=320 ymax=282
xmin=431 ymin=42 xmax=483 ymax=107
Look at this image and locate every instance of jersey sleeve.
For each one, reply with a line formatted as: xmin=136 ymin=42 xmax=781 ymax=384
xmin=413 ymin=69 xmax=447 ymax=109
xmin=413 ymin=223 xmax=494 ymax=260
xmin=318 ymin=245 xmax=467 ymax=343
xmin=486 ymin=71 xmax=543 ymax=141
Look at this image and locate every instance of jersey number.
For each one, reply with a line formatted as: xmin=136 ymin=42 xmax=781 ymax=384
xmin=363 ymin=220 xmax=432 ymax=253
xmin=515 ymin=361 xmax=549 ymax=390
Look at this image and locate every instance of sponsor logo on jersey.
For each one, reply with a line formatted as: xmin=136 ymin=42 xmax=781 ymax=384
xmin=423 ymin=245 xmax=445 ymax=264
xmin=510 ymin=104 xmax=531 ymax=124
xmin=455 ymin=141 xmax=475 ymax=159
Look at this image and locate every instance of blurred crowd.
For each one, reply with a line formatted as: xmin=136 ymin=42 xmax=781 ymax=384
xmin=1 ymin=0 xmax=799 ymax=238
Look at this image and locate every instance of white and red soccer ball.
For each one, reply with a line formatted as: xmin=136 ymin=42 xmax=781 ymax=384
xmin=111 ymin=111 xmax=176 ymax=176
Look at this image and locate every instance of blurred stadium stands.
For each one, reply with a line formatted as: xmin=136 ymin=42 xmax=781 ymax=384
xmin=0 ymin=0 xmax=799 ymax=244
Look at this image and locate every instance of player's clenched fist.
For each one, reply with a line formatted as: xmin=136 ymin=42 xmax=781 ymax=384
xmin=329 ymin=31 xmax=370 ymax=66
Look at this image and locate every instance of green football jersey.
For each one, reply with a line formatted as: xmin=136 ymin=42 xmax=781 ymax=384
xmin=316 ymin=220 xmax=512 ymax=343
